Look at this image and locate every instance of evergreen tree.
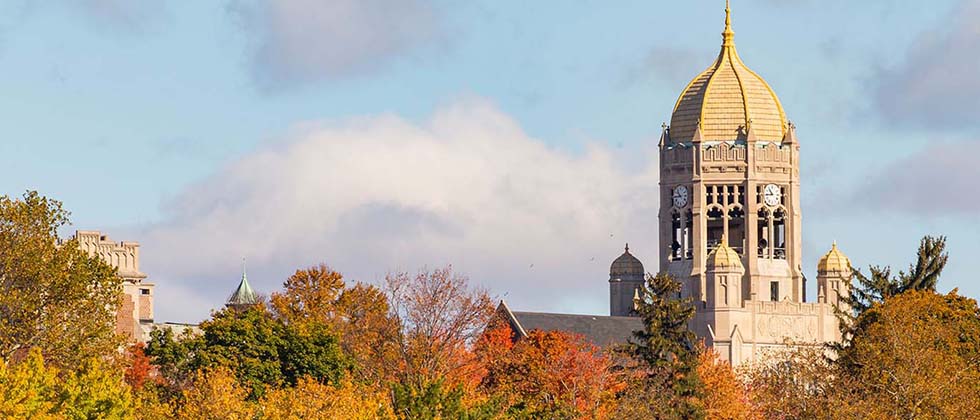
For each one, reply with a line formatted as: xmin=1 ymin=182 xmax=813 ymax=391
xmin=837 ymin=235 xmax=948 ymax=350
xmin=622 ymin=272 xmax=704 ymax=419
xmin=841 ymin=236 xmax=947 ymax=319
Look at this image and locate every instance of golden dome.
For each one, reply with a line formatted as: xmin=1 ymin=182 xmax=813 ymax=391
xmin=669 ymin=2 xmax=787 ymax=143
xmin=706 ymin=235 xmax=743 ymax=270
xmin=818 ymin=242 xmax=851 ymax=274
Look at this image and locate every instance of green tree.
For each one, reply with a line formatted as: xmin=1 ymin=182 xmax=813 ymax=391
xmin=0 ymin=191 xmax=123 ymax=370
xmin=845 ymin=235 xmax=948 ymax=316
xmin=620 ymin=272 xmax=704 ymax=419
xmin=270 ymin=264 xmax=400 ymax=384
xmin=839 ymin=235 xmax=949 ymax=351
xmin=391 ymin=379 xmax=499 ymax=420
xmin=147 ymin=305 xmax=347 ymax=400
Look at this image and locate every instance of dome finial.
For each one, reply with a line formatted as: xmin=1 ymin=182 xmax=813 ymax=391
xmin=722 ymin=0 xmax=735 ymax=47
xmin=625 ymin=243 xmax=630 ymax=253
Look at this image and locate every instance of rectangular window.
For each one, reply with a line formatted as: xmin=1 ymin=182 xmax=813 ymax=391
xmin=140 ymin=288 xmax=150 ymax=295
xmin=770 ymin=282 xmax=779 ymax=302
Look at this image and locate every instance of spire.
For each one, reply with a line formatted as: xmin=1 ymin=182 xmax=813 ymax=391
xmin=722 ymin=0 xmax=735 ymax=47
xmin=783 ymin=120 xmax=798 ymax=145
xmin=227 ymin=257 xmax=258 ymax=308
xmin=658 ymin=122 xmax=669 ymax=148
xmin=625 ymin=243 xmax=630 ymax=253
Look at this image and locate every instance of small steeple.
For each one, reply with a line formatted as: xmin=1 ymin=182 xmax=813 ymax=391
xmin=722 ymin=0 xmax=735 ymax=47
xmin=227 ymin=257 xmax=258 ymax=309
xmin=783 ymin=121 xmax=799 ymax=145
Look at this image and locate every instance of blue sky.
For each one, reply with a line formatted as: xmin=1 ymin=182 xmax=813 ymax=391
xmin=2 ymin=0 xmax=977 ymax=323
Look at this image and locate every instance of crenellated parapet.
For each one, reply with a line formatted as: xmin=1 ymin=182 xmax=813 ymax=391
xmin=754 ymin=142 xmax=795 ymax=176
xmin=73 ymin=230 xmax=146 ymax=282
xmin=68 ymin=230 xmax=154 ymax=343
xmin=700 ymin=142 xmax=748 ymax=174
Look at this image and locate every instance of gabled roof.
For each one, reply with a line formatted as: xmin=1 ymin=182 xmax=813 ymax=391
xmin=496 ymin=301 xmax=644 ymax=348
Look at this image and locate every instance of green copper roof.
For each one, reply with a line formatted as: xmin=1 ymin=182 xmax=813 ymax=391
xmin=227 ymin=259 xmax=258 ymax=307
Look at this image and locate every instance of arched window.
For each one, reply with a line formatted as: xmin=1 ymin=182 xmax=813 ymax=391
xmin=684 ymin=209 xmax=694 ymax=259
xmin=706 ymin=206 xmax=725 ymax=254
xmin=728 ymin=206 xmax=745 ymax=255
xmin=773 ymin=208 xmax=786 ymax=260
xmin=670 ymin=211 xmax=682 ymax=260
xmin=757 ymin=208 xmax=770 ymax=258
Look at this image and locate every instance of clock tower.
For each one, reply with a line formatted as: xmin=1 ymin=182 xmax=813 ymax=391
xmin=659 ymin=1 xmax=802 ymax=306
xmin=651 ymin=2 xmax=843 ymax=364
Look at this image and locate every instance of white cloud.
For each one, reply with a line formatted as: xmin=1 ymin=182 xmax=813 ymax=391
xmin=851 ymin=141 xmax=980 ymax=216
xmin=229 ymin=0 xmax=444 ymax=90
xmin=139 ymin=99 xmax=660 ymax=323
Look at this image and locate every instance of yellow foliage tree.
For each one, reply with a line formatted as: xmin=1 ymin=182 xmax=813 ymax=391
xmin=836 ymin=290 xmax=980 ymax=418
xmin=0 ymin=349 xmax=60 ymax=420
xmin=260 ymin=377 xmax=394 ymax=420
xmin=58 ymin=357 xmax=133 ymax=419
xmin=0 ymin=349 xmax=133 ymax=419
xmin=177 ymin=367 xmax=256 ymax=420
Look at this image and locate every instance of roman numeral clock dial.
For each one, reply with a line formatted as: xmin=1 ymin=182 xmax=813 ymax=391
xmin=764 ymin=184 xmax=782 ymax=207
xmin=672 ymin=186 xmax=688 ymax=208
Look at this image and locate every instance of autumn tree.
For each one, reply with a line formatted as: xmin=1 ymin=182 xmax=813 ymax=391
xmin=260 ymin=377 xmax=394 ymax=420
xmin=739 ymin=346 xmax=838 ymax=419
xmin=125 ymin=343 xmax=154 ymax=391
xmin=58 ymin=356 xmax=134 ymax=419
xmin=618 ymin=272 xmax=703 ymax=419
xmin=385 ymin=266 xmax=495 ymax=416
xmin=0 ymin=349 xmax=60 ymax=419
xmin=696 ymin=349 xmax=754 ymax=420
xmin=176 ymin=367 xmax=256 ymax=420
xmin=835 ymin=290 xmax=980 ymax=418
xmin=0 ymin=349 xmax=133 ymax=419
xmin=269 ymin=264 xmax=399 ymax=383
xmin=0 ymin=191 xmax=123 ymax=370
xmin=475 ymin=326 xmax=623 ymax=419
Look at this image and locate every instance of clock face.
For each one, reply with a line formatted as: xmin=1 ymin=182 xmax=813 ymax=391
xmin=672 ymin=186 xmax=689 ymax=208
xmin=764 ymin=184 xmax=781 ymax=207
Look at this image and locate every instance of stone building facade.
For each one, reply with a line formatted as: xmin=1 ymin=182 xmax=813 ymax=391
xmin=73 ymin=230 xmax=155 ymax=342
xmin=504 ymin=3 xmax=853 ymax=366
xmin=629 ymin=2 xmax=850 ymax=365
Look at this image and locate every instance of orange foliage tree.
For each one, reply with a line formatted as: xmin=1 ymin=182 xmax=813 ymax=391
xmin=269 ymin=264 xmax=399 ymax=383
xmin=696 ymin=349 xmax=755 ymax=420
xmin=476 ymin=326 xmax=624 ymax=419
xmin=385 ymin=266 xmax=494 ymax=391
xmin=124 ymin=343 xmax=155 ymax=391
